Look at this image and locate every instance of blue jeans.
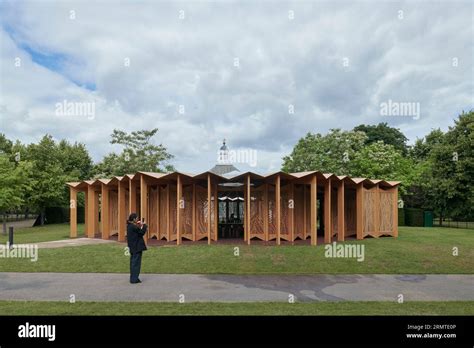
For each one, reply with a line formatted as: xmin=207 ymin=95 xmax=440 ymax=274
xmin=130 ymin=251 xmax=142 ymax=283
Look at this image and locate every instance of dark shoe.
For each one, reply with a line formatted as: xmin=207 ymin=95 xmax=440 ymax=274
xmin=137 ymin=279 xmax=142 ymax=283
xmin=130 ymin=280 xmax=140 ymax=284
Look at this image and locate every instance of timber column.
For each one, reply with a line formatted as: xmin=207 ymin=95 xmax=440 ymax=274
xmin=374 ymin=183 xmax=380 ymax=238
xmin=140 ymin=175 xmax=148 ymax=242
xmin=289 ymin=182 xmax=294 ymax=242
xmin=69 ymin=187 xmax=77 ymax=238
xmin=275 ymin=175 xmax=281 ymax=245
xmin=337 ymin=180 xmax=345 ymax=242
xmin=324 ymin=179 xmax=331 ymax=244
xmin=246 ymin=174 xmax=251 ymax=245
xmin=356 ymin=182 xmax=364 ymax=240
xmin=87 ymin=185 xmax=98 ymax=238
xmin=207 ymin=174 xmax=211 ymax=245
xmin=176 ymin=174 xmax=182 ymax=245
xmin=310 ymin=175 xmax=317 ymax=246
xmin=393 ymin=186 xmax=399 ymax=237
xmin=118 ymin=180 xmax=126 ymax=242
xmin=263 ymin=183 xmax=269 ymax=242
xmin=129 ymin=178 xmax=137 ymax=215
xmin=101 ymin=183 xmax=110 ymax=240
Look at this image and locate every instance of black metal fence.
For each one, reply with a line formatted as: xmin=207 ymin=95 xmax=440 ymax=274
xmin=433 ymin=218 xmax=474 ymax=229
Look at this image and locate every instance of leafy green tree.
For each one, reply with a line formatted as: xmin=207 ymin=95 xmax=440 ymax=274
xmin=14 ymin=135 xmax=93 ymax=225
xmin=58 ymin=140 xmax=93 ymax=180
xmin=350 ymin=141 xmax=416 ymax=195
xmin=0 ymin=133 xmax=13 ymax=155
xmin=93 ymin=128 xmax=174 ymax=177
xmin=354 ymin=123 xmax=408 ymax=154
xmin=0 ymin=154 xmax=33 ymax=233
xmin=282 ymin=128 xmax=418 ymax=201
xmin=282 ymin=129 xmax=367 ymax=174
xmin=448 ymin=111 xmax=474 ymax=219
xmin=22 ymin=136 xmax=70 ymax=224
xmin=410 ymin=129 xmax=444 ymax=162
xmin=409 ymin=111 xmax=474 ymax=222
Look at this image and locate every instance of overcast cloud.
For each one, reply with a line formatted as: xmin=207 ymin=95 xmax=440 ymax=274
xmin=0 ymin=0 xmax=472 ymax=173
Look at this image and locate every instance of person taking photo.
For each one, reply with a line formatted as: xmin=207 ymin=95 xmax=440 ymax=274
xmin=126 ymin=213 xmax=147 ymax=284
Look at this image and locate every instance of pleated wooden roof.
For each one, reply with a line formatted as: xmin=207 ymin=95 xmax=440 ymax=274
xmin=67 ymin=170 xmax=400 ymax=189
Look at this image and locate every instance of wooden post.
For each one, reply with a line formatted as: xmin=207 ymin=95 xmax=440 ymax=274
xmin=69 ymin=187 xmax=77 ymax=238
xmin=289 ymin=182 xmax=294 ymax=242
xmin=101 ymin=183 xmax=110 ymax=240
xmin=192 ymin=183 xmax=196 ymax=241
xmin=156 ymin=184 xmax=160 ymax=240
xmin=275 ymin=175 xmax=281 ymax=245
xmin=129 ymin=180 xmax=136 ymax=215
xmin=310 ymin=175 xmax=317 ymax=246
xmin=337 ymin=180 xmax=345 ymax=242
xmin=118 ymin=180 xmax=126 ymax=242
xmin=207 ymin=174 xmax=211 ymax=245
xmin=247 ymin=174 xmax=251 ymax=245
xmin=140 ymin=175 xmax=148 ymax=242
xmin=87 ymin=185 xmax=96 ymax=238
xmin=263 ymin=183 xmax=269 ymax=242
xmin=244 ymin=178 xmax=248 ymax=242
xmin=393 ymin=186 xmax=399 ymax=237
xmin=166 ymin=184 xmax=170 ymax=241
xmin=214 ymin=181 xmax=218 ymax=241
xmin=84 ymin=189 xmax=89 ymax=236
xmin=356 ymin=183 xmax=364 ymax=240
xmin=374 ymin=183 xmax=380 ymax=238
xmin=176 ymin=174 xmax=182 ymax=245
xmin=324 ymin=179 xmax=331 ymax=244
xmin=303 ymin=185 xmax=307 ymax=239
xmin=94 ymin=189 xmax=100 ymax=237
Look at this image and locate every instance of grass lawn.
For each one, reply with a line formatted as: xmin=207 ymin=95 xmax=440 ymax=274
xmin=0 ymin=225 xmax=472 ymax=274
xmin=1 ymin=300 xmax=473 ymax=315
xmin=0 ymin=223 xmax=85 ymax=244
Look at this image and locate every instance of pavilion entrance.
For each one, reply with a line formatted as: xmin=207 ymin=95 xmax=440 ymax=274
xmin=217 ymin=190 xmax=244 ymax=239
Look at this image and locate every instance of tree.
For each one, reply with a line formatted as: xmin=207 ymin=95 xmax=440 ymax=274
xmin=282 ymin=129 xmax=367 ymax=175
xmin=448 ymin=111 xmax=474 ymax=219
xmin=16 ymin=135 xmax=93 ymax=225
xmin=93 ymin=128 xmax=174 ymax=177
xmin=350 ymin=141 xmax=416 ymax=195
xmin=0 ymin=133 xmax=13 ymax=155
xmin=58 ymin=140 xmax=93 ymax=180
xmin=353 ymin=123 xmax=408 ymax=154
xmin=22 ymin=136 xmax=69 ymax=224
xmin=409 ymin=111 xmax=474 ymax=222
xmin=0 ymin=154 xmax=33 ymax=233
xmin=410 ymin=129 xmax=444 ymax=162
xmin=282 ymin=129 xmax=418 ymax=198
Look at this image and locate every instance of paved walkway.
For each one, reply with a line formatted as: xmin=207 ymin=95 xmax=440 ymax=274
xmin=0 ymin=238 xmax=118 ymax=249
xmin=0 ymin=273 xmax=473 ymax=302
xmin=35 ymin=238 xmax=119 ymax=249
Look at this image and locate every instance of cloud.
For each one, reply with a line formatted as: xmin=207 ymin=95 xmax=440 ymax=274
xmin=0 ymin=0 xmax=472 ymax=173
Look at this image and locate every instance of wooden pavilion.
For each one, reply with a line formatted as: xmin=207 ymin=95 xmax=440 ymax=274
xmin=67 ymin=170 xmax=399 ymax=245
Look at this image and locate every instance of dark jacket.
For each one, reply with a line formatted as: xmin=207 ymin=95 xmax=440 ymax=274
xmin=127 ymin=222 xmax=148 ymax=254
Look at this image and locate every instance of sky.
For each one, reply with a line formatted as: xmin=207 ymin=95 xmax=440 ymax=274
xmin=0 ymin=0 xmax=472 ymax=174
